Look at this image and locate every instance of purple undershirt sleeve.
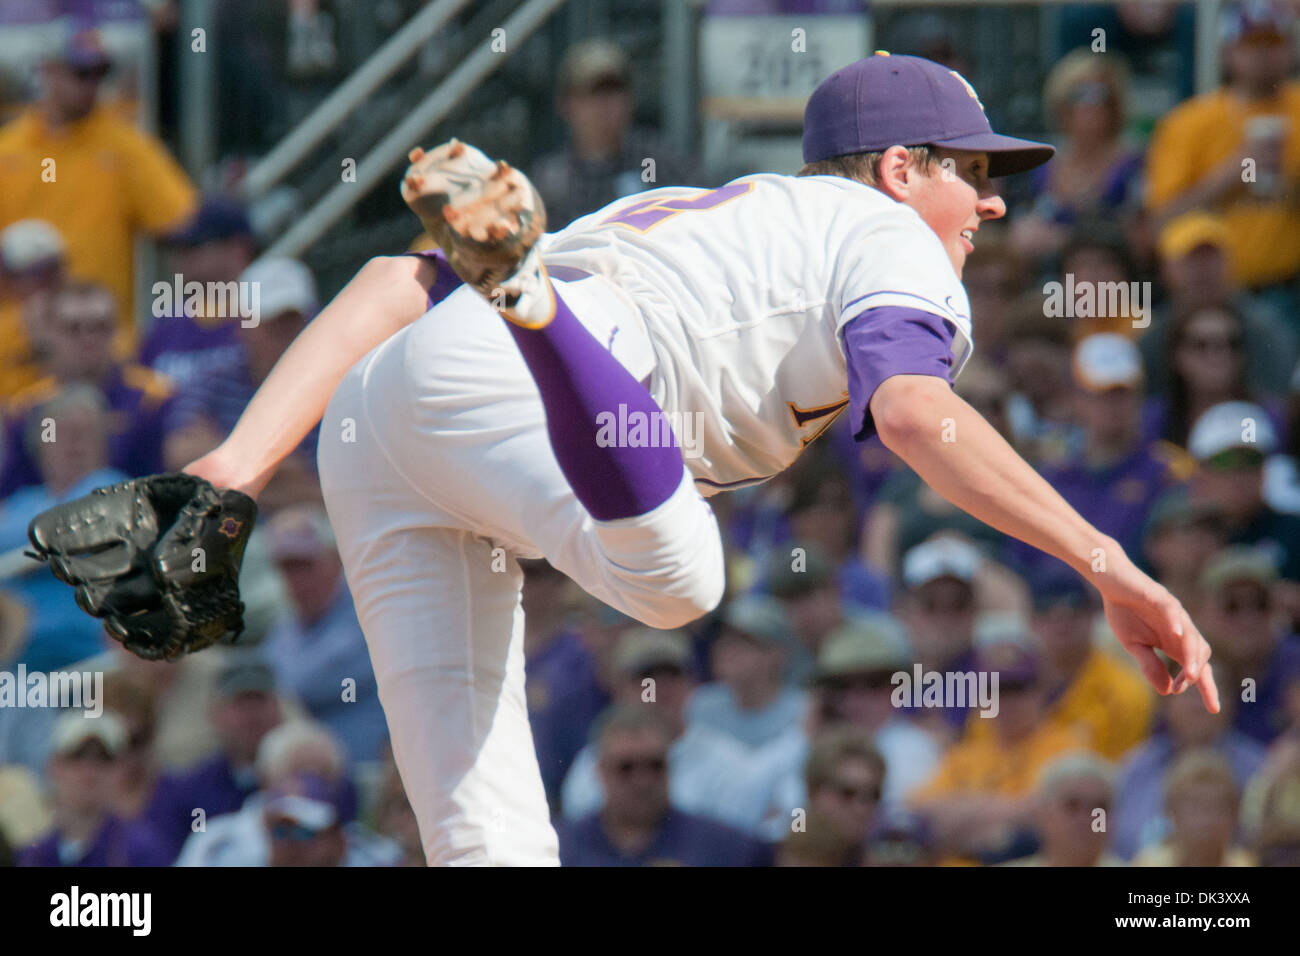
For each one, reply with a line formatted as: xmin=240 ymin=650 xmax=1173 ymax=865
xmin=403 ymin=249 xmax=464 ymax=310
xmin=506 ymin=291 xmax=685 ymax=521
xmin=844 ymin=305 xmax=957 ymax=441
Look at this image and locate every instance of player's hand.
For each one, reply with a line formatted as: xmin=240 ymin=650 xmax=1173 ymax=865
xmin=1098 ymin=565 xmax=1219 ymax=714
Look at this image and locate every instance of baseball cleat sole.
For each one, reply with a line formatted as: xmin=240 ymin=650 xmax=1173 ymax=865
xmin=400 ymin=139 xmax=553 ymax=326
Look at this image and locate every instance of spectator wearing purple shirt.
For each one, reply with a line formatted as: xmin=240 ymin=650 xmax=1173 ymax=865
xmin=1111 ymin=684 xmax=1265 ymax=861
xmin=1195 ymin=547 xmax=1300 ymax=745
xmin=19 ymin=711 xmax=169 ymax=867
xmin=1 ymin=280 xmax=177 ymax=496
xmin=137 ymin=196 xmax=255 ymax=433
xmin=1006 ymin=334 xmax=1180 ymax=589
xmin=557 ymin=706 xmax=771 ymax=866
xmin=141 ymin=653 xmax=285 ymax=863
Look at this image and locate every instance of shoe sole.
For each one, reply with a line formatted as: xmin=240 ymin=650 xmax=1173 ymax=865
xmin=400 ymin=139 xmax=547 ymax=303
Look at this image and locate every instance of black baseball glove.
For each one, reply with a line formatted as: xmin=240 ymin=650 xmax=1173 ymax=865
xmin=26 ymin=473 xmax=258 ymax=661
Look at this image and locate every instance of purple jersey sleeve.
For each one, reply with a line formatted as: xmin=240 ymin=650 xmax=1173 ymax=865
xmin=844 ymin=305 xmax=956 ymax=441
xmin=403 ymin=249 xmax=463 ymax=311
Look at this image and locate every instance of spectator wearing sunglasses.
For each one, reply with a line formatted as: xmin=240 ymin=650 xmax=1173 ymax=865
xmin=1133 ymin=749 xmax=1256 ymax=867
xmin=1146 ymin=302 xmax=1289 ymax=451
xmin=1003 ymin=751 xmax=1122 ymax=866
xmin=1188 ymin=403 xmax=1300 ymax=585
xmin=1196 ymin=547 xmax=1300 ymax=745
xmin=560 ymin=629 xmax=751 ymax=829
xmin=775 ymin=728 xmax=886 ymax=867
xmin=1140 ymin=214 xmax=1298 ymax=399
xmin=1011 ymin=49 xmax=1143 ymax=268
xmin=0 ymin=23 xmax=197 ymax=341
xmin=557 ymin=705 xmax=770 ymax=867
xmin=18 ymin=711 xmax=168 ymax=866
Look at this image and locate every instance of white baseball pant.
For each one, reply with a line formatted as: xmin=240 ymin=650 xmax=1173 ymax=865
xmin=316 ymin=277 xmax=726 ymax=866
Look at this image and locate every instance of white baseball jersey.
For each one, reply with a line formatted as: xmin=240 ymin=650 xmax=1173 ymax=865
xmin=539 ymin=173 xmax=974 ymax=492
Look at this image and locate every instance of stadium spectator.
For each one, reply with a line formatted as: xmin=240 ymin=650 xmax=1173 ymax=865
xmin=1145 ymin=1 xmax=1300 ymax=296
xmin=1111 ymin=672 xmax=1264 ymax=860
xmin=686 ymin=595 xmax=805 ymax=751
xmin=100 ymin=672 xmax=159 ymax=819
xmin=369 ymin=751 xmax=423 ymax=867
xmin=531 ymin=41 xmax=700 ymax=229
xmin=1004 ymin=752 xmax=1122 ymax=866
xmin=262 ymin=505 xmax=387 ymax=766
xmin=0 ymin=762 xmax=46 ymax=858
xmin=776 ymin=728 xmax=887 ymax=867
xmin=1141 ymin=213 xmax=1298 ymax=397
xmin=141 ymin=652 xmax=285 ymax=863
xmin=0 ymin=24 xmax=197 ymax=337
xmin=1196 ymin=547 xmax=1300 ymax=745
xmin=1006 ymin=333 xmax=1181 ymax=585
xmin=138 ymin=196 xmax=256 ymax=418
xmin=175 ymin=720 xmax=398 ymax=867
xmin=1241 ymin=735 xmax=1300 ymax=865
xmin=0 ymin=219 xmax=64 ymax=398
xmin=1000 ymin=296 xmax=1076 ymax=464
xmin=0 ymin=281 xmax=177 ymax=496
xmin=557 ymin=706 xmax=771 ymax=866
xmin=763 ymin=545 xmax=848 ymax=683
xmin=19 ymin=711 xmax=169 ymax=866
xmin=0 ymin=591 xmax=57 ymax=776
xmin=1030 ymin=573 xmax=1154 ymax=760
xmin=0 ymin=385 xmax=125 ymax=670
xmin=959 ymin=234 xmax=1025 ymax=368
xmin=560 ymin=628 xmax=751 ymax=827
xmin=910 ymin=637 xmax=1086 ymax=861
xmin=896 ymin=537 xmax=981 ymax=738
xmin=1187 ymin=402 xmax=1300 ymax=581
xmin=1141 ymin=490 xmax=1229 ymax=607
xmin=1012 ymin=50 xmax=1143 ymax=267
xmin=1051 ymin=219 xmax=1145 ymax=340
xmin=730 ymin=619 xmax=941 ymax=840
xmin=1145 ymin=302 xmax=1288 ymax=450
xmin=526 ymin=569 xmax=620 ymax=808
xmin=1133 ymin=749 xmax=1255 ymax=866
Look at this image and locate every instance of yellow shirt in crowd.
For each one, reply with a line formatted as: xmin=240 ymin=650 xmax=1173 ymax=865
xmin=1146 ymin=82 xmax=1300 ymax=288
xmin=1047 ymin=648 xmax=1154 ymax=761
xmin=0 ymin=105 xmax=197 ymax=339
xmin=913 ymin=721 xmax=1085 ymax=800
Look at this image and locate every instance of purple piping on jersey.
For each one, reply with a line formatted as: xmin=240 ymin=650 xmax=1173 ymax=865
xmin=843 ymin=305 xmax=956 ymax=441
xmin=843 ymin=289 xmax=963 ymax=318
xmin=506 ymin=291 xmax=685 ymax=521
xmin=405 ymin=250 xmax=465 ymax=310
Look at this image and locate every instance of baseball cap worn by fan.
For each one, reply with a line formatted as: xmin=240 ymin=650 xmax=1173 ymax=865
xmin=51 ymin=709 xmax=128 ymax=757
xmin=0 ymin=220 xmax=66 ymax=274
xmin=801 ymin=52 xmax=1055 ymax=177
xmin=215 ymin=653 xmax=277 ymax=698
xmin=166 ymin=196 xmax=254 ymax=247
xmin=1198 ymin=546 xmax=1280 ymax=593
xmin=1157 ymin=211 xmax=1231 ymax=261
xmin=54 ymin=25 xmax=112 ymax=70
xmin=722 ymin=594 xmax=791 ymax=645
xmin=559 ymin=40 xmax=631 ymax=95
xmin=238 ymin=258 xmax=319 ymax=323
xmin=812 ymin=619 xmax=911 ymax=684
xmin=1073 ymin=333 xmax=1143 ymax=392
xmin=1188 ymin=401 xmax=1278 ymax=462
xmin=613 ymin=628 xmax=692 ymax=677
xmin=265 ymin=773 xmax=348 ymax=834
xmin=1222 ymin=0 xmax=1293 ymax=44
xmin=901 ymin=536 xmax=981 ymax=590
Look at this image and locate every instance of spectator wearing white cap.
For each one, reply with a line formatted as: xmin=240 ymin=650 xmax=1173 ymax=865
xmin=1188 ymin=400 xmax=1300 ymax=585
xmin=0 ymin=218 xmax=65 ymax=398
xmin=262 ymin=505 xmax=387 ymax=767
xmin=1006 ymin=333 xmax=1182 ymax=593
xmin=18 ymin=711 xmax=169 ymax=866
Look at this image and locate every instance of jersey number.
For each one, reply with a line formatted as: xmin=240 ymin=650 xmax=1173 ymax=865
xmin=601 ymin=182 xmax=754 ymax=233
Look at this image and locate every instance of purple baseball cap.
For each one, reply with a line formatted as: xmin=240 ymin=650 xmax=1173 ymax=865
xmin=803 ymin=52 xmax=1055 ymax=178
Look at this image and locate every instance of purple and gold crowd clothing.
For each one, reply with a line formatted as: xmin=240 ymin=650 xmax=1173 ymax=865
xmin=1004 ymin=441 xmax=1180 ymax=587
xmin=137 ymin=311 xmax=247 ymax=429
xmin=557 ymin=809 xmax=773 ymax=866
xmin=0 ymin=364 xmax=178 ymax=496
xmin=18 ymin=815 xmax=170 ymax=867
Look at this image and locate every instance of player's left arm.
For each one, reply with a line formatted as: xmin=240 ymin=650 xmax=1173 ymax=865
xmin=184 ymin=254 xmax=437 ymax=498
xmin=870 ymin=372 xmax=1219 ymax=712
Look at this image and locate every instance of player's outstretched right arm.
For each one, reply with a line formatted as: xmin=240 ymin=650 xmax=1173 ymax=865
xmin=870 ymin=373 xmax=1220 ymax=714
xmin=184 ymin=254 xmax=437 ymax=498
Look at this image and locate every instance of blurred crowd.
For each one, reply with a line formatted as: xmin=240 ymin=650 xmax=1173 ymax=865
xmin=1 ymin=0 xmax=1300 ymax=867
